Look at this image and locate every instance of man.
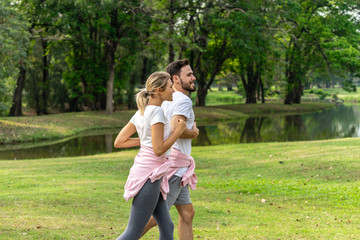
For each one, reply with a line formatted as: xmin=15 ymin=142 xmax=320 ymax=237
xmin=140 ymin=58 xmax=199 ymax=240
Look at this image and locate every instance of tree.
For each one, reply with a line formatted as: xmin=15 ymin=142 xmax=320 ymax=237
xmin=0 ymin=0 xmax=30 ymax=115
xmin=278 ymin=0 xmax=360 ymax=104
xmin=183 ymin=0 xmax=233 ymax=106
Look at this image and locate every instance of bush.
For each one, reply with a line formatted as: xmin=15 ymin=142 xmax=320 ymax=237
xmin=309 ymin=88 xmax=331 ymax=100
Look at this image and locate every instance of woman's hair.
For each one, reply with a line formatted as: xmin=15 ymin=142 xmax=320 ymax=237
xmin=166 ymin=58 xmax=190 ymax=79
xmin=136 ymin=71 xmax=170 ymax=115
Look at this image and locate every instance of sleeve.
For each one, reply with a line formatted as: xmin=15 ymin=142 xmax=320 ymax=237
xmin=150 ymin=107 xmax=166 ymax=126
xmin=129 ymin=111 xmax=139 ymax=125
xmin=173 ymin=97 xmax=192 ymax=120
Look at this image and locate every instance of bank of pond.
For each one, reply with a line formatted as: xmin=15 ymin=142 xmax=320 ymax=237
xmin=1 ymin=104 xmax=359 ymax=160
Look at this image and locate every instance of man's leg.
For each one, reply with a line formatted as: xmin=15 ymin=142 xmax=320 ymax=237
xmin=175 ymin=203 xmax=195 ymax=240
xmin=173 ymin=183 xmax=194 ymax=240
xmin=139 ymin=216 xmax=157 ymax=238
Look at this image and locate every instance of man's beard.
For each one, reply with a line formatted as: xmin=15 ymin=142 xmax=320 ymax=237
xmin=180 ymin=77 xmax=196 ymax=92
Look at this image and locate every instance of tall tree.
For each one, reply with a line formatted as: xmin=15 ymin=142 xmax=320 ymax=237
xmin=184 ymin=0 xmax=234 ymax=106
xmin=1 ymin=0 xmax=30 ymax=115
xmin=279 ymin=0 xmax=360 ymax=104
xmin=9 ymin=58 xmax=27 ymax=116
xmin=225 ymin=0 xmax=278 ymax=104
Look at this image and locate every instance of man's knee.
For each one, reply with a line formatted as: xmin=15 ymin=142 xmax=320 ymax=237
xmin=177 ymin=204 xmax=195 ymax=223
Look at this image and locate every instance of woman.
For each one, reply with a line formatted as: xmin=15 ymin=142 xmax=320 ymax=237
xmin=114 ymin=72 xmax=186 ymax=240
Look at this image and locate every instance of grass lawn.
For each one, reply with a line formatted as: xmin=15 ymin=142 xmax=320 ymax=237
xmin=323 ymin=88 xmax=360 ymax=103
xmin=1 ymin=137 xmax=360 ymax=239
xmin=303 ymin=87 xmax=360 ymax=103
xmin=191 ymin=88 xmax=244 ymax=106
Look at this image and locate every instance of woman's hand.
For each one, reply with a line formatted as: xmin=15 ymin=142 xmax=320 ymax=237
xmin=174 ymin=118 xmax=187 ymax=135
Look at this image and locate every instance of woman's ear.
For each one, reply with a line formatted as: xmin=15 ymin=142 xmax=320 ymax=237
xmin=154 ymin=88 xmax=162 ymax=95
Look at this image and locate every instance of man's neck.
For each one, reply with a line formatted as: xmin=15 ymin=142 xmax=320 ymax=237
xmin=175 ymin=89 xmax=191 ymax=97
xmin=173 ymin=86 xmax=190 ymax=97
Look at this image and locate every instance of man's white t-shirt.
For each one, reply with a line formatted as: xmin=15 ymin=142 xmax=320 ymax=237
xmin=162 ymin=91 xmax=195 ymax=176
xmin=130 ymin=105 xmax=171 ymax=155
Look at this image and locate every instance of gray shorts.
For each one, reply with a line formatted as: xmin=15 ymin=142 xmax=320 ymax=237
xmin=166 ymin=175 xmax=192 ymax=210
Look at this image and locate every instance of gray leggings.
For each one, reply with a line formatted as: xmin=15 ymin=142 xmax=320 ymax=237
xmin=116 ymin=179 xmax=174 ymax=240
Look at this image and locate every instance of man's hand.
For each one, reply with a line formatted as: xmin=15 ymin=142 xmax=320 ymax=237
xmin=191 ymin=122 xmax=199 ymax=139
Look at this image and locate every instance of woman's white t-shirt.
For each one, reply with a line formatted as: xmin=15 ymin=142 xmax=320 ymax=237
xmin=130 ymin=105 xmax=171 ymax=155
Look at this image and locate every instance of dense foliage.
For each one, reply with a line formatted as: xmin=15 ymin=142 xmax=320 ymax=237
xmin=1 ymin=0 xmax=359 ymax=115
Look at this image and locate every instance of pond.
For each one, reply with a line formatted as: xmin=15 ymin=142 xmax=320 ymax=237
xmin=1 ymin=104 xmax=359 ymax=160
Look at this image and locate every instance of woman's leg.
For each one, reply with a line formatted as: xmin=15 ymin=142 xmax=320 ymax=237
xmin=116 ymin=179 xmax=162 ymax=240
xmin=152 ymin=194 xmax=174 ymax=240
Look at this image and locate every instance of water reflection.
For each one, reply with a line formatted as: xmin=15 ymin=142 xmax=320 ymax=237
xmin=0 ymin=134 xmax=117 ymax=160
xmin=193 ymin=104 xmax=360 ymax=145
xmin=0 ymin=104 xmax=359 ymax=160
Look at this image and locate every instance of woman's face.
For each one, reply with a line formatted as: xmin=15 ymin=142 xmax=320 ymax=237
xmin=161 ymin=78 xmax=174 ymax=101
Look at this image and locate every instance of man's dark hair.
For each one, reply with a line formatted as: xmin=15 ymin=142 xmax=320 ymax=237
xmin=166 ymin=58 xmax=190 ymax=79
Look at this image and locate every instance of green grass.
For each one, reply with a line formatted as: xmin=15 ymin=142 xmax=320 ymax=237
xmin=303 ymin=87 xmax=360 ymax=103
xmin=194 ymin=88 xmax=244 ymax=106
xmin=1 ymin=137 xmax=360 ymax=239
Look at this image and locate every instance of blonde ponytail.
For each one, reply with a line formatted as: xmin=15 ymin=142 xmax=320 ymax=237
xmin=136 ymin=89 xmax=148 ymax=115
xmin=136 ymin=72 xmax=170 ymax=115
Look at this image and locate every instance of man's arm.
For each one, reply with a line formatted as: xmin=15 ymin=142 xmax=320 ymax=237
xmin=171 ymin=115 xmax=199 ymax=139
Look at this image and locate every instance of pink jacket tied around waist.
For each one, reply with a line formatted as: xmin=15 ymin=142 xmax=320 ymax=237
xmin=123 ymin=145 xmax=173 ymax=201
xmin=167 ymin=148 xmax=197 ymax=190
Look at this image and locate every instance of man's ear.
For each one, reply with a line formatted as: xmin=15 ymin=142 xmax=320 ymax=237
xmin=173 ymin=75 xmax=180 ymax=84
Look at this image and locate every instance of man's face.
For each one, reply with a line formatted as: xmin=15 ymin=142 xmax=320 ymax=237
xmin=178 ymin=65 xmax=196 ymax=92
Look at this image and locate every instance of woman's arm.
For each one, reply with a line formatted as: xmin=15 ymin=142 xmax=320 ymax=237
xmin=114 ymin=122 xmax=140 ymax=148
xmin=151 ymin=119 xmax=186 ymax=156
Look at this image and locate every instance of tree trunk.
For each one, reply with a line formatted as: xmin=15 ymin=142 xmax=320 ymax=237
xmin=9 ymin=60 xmax=26 ymax=116
xmin=105 ymin=8 xmax=120 ymax=114
xmin=293 ymin=85 xmax=302 ymax=104
xmin=194 ymin=60 xmax=208 ymax=106
xmin=141 ymin=56 xmax=148 ymax=85
xmin=196 ymin=86 xmax=207 ymax=106
xmin=243 ymin=63 xmax=258 ymax=104
xmin=127 ymin=72 xmax=137 ymax=110
xmin=259 ymin=73 xmax=265 ymax=103
xmin=168 ymin=0 xmax=175 ymax=63
xmin=284 ymin=76 xmax=302 ymax=104
xmin=41 ymin=38 xmax=49 ymax=114
xmin=106 ymin=59 xmax=115 ymax=114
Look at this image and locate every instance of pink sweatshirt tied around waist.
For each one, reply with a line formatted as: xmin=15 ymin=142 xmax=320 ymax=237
xmin=123 ymin=145 xmax=173 ymax=201
xmin=167 ymin=148 xmax=197 ymax=190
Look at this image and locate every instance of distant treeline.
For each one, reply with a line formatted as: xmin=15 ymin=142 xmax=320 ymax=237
xmin=1 ymin=0 xmax=360 ymax=116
